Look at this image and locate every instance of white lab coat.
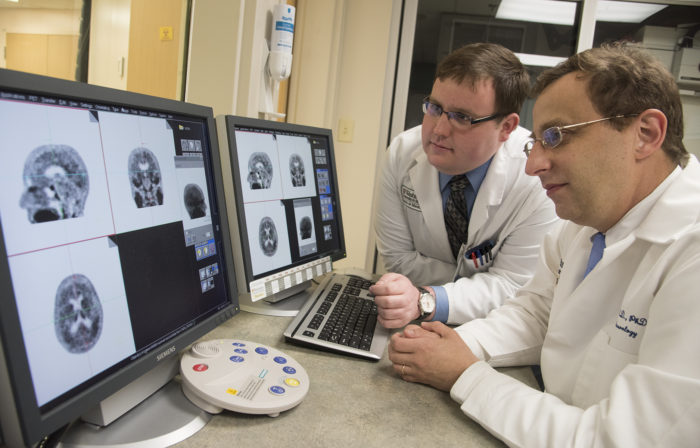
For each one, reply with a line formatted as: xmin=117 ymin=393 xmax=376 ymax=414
xmin=374 ymin=125 xmax=558 ymax=323
xmin=450 ymin=157 xmax=700 ymax=447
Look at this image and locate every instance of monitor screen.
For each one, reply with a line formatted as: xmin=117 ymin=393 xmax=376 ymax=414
xmin=0 ymin=68 xmax=239 ymax=447
xmin=218 ymin=116 xmax=346 ymax=306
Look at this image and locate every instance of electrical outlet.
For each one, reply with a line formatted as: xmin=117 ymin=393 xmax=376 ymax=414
xmin=338 ymin=118 xmax=354 ymax=143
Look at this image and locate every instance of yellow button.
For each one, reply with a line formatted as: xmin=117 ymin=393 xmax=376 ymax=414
xmin=284 ymin=378 xmax=300 ymax=387
xmin=226 ymin=388 xmax=238 ymax=395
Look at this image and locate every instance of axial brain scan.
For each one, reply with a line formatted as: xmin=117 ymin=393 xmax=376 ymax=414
xmin=128 ymin=147 xmax=163 ymax=208
xmin=183 ymin=183 xmax=207 ymax=219
xmin=247 ymin=152 xmax=273 ymax=190
xmin=54 ymin=274 xmax=103 ymax=354
xmin=289 ymin=153 xmax=306 ymax=187
xmin=300 ymin=216 xmax=312 ymax=239
xmin=259 ymin=216 xmax=278 ymax=256
xmin=20 ymin=144 xmax=89 ymax=223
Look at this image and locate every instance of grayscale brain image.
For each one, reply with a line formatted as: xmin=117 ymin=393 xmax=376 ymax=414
xmin=300 ymin=216 xmax=312 ymax=239
xmin=183 ymin=183 xmax=207 ymax=219
xmin=20 ymin=144 xmax=89 ymax=223
xmin=289 ymin=153 xmax=306 ymax=187
xmin=128 ymin=147 xmax=163 ymax=208
xmin=259 ymin=216 xmax=278 ymax=256
xmin=54 ymin=274 xmax=103 ymax=354
xmin=247 ymin=152 xmax=273 ymax=190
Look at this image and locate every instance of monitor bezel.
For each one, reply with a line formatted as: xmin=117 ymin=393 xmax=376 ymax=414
xmin=222 ymin=115 xmax=347 ymax=292
xmin=0 ymin=68 xmax=239 ymax=446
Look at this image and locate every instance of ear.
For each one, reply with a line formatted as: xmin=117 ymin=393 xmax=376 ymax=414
xmin=498 ymin=112 xmax=520 ymax=142
xmin=634 ymin=108 xmax=667 ymax=161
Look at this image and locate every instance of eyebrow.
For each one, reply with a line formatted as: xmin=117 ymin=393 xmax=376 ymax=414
xmin=427 ymin=96 xmax=475 ymax=116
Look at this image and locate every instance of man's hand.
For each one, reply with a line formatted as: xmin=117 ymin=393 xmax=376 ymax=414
xmin=370 ymin=273 xmax=422 ymax=328
xmin=388 ymin=321 xmax=478 ymax=391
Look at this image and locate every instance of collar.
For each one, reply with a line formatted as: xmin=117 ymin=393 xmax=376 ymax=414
xmin=438 ymin=157 xmax=493 ymax=194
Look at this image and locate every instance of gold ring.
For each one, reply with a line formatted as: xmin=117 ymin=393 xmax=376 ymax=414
xmin=401 ymin=364 xmax=406 ymax=377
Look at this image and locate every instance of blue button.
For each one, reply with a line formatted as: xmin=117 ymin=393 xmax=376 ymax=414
xmin=283 ymin=366 xmax=296 ymax=374
xmin=269 ymin=385 xmax=285 ymax=395
xmin=234 ymin=348 xmax=248 ymax=354
xmin=232 ymin=342 xmax=245 ymax=347
xmin=273 ymin=356 xmax=287 ymax=364
xmin=229 ymin=355 xmax=244 ymax=363
xmin=255 ymin=347 xmax=269 ymax=355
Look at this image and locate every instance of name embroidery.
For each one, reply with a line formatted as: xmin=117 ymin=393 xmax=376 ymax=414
xmin=401 ymin=185 xmax=421 ymax=211
xmin=615 ymin=309 xmax=648 ymax=339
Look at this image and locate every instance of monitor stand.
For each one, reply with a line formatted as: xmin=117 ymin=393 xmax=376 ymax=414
xmin=238 ymin=280 xmax=316 ymax=317
xmin=58 ymin=380 xmax=209 ymax=448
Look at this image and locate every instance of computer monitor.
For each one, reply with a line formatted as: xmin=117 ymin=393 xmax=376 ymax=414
xmin=217 ymin=115 xmax=346 ymax=315
xmin=0 ymin=68 xmax=239 ymax=447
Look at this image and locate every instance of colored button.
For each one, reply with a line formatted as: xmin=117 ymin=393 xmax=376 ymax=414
xmin=284 ymin=378 xmax=300 ymax=387
xmin=226 ymin=388 xmax=238 ymax=395
xmin=255 ymin=347 xmax=269 ymax=355
xmin=273 ymin=356 xmax=287 ymax=364
xmin=229 ymin=355 xmax=244 ymax=363
xmin=269 ymin=385 xmax=285 ymax=395
xmin=232 ymin=342 xmax=245 ymax=347
xmin=234 ymin=348 xmax=248 ymax=354
xmin=283 ymin=366 xmax=296 ymax=374
xmin=193 ymin=363 xmax=208 ymax=372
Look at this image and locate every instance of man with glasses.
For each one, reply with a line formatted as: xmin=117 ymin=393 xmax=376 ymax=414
xmin=372 ymin=43 xmax=557 ymax=328
xmin=387 ymin=43 xmax=700 ymax=446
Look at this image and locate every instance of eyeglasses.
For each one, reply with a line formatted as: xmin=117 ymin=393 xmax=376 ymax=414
xmin=523 ymin=114 xmax=639 ymax=157
xmin=422 ymin=97 xmax=502 ymax=129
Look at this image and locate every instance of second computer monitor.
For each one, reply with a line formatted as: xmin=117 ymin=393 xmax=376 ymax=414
xmin=219 ymin=116 xmax=346 ymax=310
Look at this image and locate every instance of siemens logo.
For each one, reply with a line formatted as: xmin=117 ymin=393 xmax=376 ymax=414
xmin=156 ymin=346 xmax=177 ymax=361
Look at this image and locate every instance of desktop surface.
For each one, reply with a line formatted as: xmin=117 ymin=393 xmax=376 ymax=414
xmin=174 ymin=310 xmax=538 ymax=447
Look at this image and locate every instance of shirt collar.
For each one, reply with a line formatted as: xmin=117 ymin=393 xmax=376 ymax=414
xmin=439 ymin=157 xmax=493 ymax=193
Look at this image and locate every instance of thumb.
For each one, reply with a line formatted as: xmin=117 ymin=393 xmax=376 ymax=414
xmin=420 ymin=321 xmax=452 ymax=337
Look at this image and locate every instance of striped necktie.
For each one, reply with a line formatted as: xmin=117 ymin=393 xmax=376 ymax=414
xmin=444 ymin=175 xmax=470 ymax=259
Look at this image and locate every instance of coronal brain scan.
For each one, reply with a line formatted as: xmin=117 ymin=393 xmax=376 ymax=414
xmin=247 ymin=152 xmax=273 ymax=190
xmin=20 ymin=144 xmax=89 ymax=223
xmin=289 ymin=153 xmax=306 ymax=187
xmin=183 ymin=183 xmax=207 ymax=219
xmin=259 ymin=216 xmax=278 ymax=256
xmin=128 ymin=147 xmax=163 ymax=208
xmin=54 ymin=274 xmax=103 ymax=354
xmin=299 ymin=216 xmax=312 ymax=240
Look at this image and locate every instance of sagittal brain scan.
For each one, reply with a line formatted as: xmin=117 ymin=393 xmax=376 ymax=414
xmin=247 ymin=152 xmax=273 ymax=190
xmin=20 ymin=144 xmax=89 ymax=223
xmin=299 ymin=216 xmax=312 ymax=239
xmin=289 ymin=153 xmax=306 ymax=187
xmin=183 ymin=183 xmax=207 ymax=219
xmin=54 ymin=274 xmax=103 ymax=354
xmin=128 ymin=147 xmax=163 ymax=208
xmin=259 ymin=216 xmax=278 ymax=256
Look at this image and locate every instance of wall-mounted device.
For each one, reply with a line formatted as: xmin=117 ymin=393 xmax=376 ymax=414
xmin=260 ymin=4 xmax=296 ymax=119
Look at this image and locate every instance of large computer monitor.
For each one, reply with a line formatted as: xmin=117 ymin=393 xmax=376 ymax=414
xmin=0 ymin=69 xmax=239 ymax=447
xmin=217 ymin=116 xmax=346 ymax=315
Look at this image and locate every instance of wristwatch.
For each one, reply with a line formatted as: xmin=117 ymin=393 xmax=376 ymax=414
xmin=416 ymin=286 xmax=435 ymax=321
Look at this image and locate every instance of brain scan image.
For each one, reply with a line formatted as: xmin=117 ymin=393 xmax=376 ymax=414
xmin=259 ymin=216 xmax=278 ymax=256
xmin=299 ymin=216 xmax=312 ymax=240
xmin=289 ymin=153 xmax=306 ymax=187
xmin=183 ymin=183 xmax=207 ymax=219
xmin=19 ymin=144 xmax=89 ymax=223
xmin=247 ymin=152 xmax=273 ymax=190
xmin=54 ymin=274 xmax=103 ymax=354
xmin=128 ymin=147 xmax=163 ymax=208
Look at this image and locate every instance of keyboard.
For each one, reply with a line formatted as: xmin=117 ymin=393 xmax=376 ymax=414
xmin=283 ymin=272 xmax=390 ymax=360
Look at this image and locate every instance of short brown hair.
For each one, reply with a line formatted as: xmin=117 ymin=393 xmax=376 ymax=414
xmin=532 ymin=42 xmax=687 ymax=167
xmin=436 ymin=43 xmax=530 ymax=117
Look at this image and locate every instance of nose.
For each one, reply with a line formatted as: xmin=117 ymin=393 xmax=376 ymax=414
xmin=432 ymin=111 xmax=452 ymax=136
xmin=524 ymin=141 xmax=551 ymax=177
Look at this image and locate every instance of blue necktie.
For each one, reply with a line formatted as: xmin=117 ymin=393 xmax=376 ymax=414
xmin=584 ymin=232 xmax=606 ymax=278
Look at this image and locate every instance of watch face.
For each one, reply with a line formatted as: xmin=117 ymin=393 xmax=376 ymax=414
xmin=419 ymin=293 xmax=435 ymax=314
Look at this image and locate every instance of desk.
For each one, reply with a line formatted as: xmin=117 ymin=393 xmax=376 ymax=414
xmin=174 ymin=311 xmax=539 ymax=448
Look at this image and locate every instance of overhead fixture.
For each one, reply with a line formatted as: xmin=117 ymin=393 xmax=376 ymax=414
xmin=497 ymin=0 xmax=667 ymax=25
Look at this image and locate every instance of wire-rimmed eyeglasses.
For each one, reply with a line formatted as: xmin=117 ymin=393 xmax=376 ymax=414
xmin=422 ymin=97 xmax=502 ymax=129
xmin=523 ymin=114 xmax=639 ymax=157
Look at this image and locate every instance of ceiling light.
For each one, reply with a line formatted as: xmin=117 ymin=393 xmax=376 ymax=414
xmin=596 ymin=1 xmax=666 ymax=23
xmin=496 ymin=0 xmax=576 ymax=26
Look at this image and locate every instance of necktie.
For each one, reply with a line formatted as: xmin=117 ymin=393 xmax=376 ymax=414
xmin=444 ymin=175 xmax=470 ymax=259
xmin=583 ymin=232 xmax=605 ymax=278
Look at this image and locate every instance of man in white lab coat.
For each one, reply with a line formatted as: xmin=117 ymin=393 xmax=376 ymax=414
xmin=387 ymin=43 xmax=700 ymax=446
xmin=373 ymin=43 xmax=558 ymax=328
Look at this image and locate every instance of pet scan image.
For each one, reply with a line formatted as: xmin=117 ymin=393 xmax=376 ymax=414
xmin=54 ymin=274 xmax=103 ymax=354
xmin=289 ymin=153 xmax=306 ymax=187
xmin=183 ymin=183 xmax=207 ymax=219
xmin=299 ymin=216 xmax=312 ymax=239
xmin=128 ymin=147 xmax=163 ymax=208
xmin=20 ymin=144 xmax=90 ymax=223
xmin=259 ymin=216 xmax=278 ymax=256
xmin=247 ymin=152 xmax=273 ymax=190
